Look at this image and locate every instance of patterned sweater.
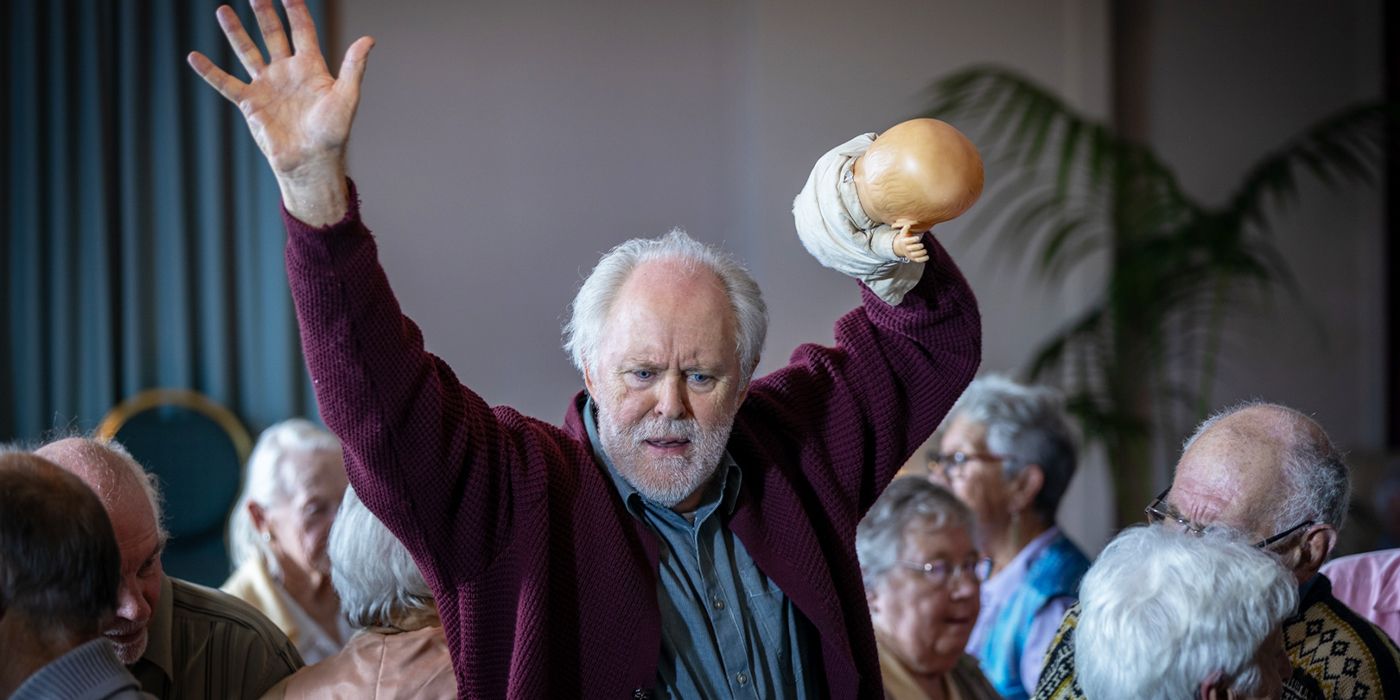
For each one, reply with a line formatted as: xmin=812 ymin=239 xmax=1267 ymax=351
xmin=282 ymin=184 xmax=982 ymax=698
xmin=1032 ymin=574 xmax=1400 ymax=700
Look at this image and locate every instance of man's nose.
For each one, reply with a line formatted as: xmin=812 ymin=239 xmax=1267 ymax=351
xmin=653 ymin=373 xmax=689 ymax=420
xmin=116 ymin=581 xmax=151 ymax=624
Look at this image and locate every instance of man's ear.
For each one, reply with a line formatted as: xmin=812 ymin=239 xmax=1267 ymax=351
xmin=1010 ymin=464 xmax=1045 ymax=514
xmin=1197 ymin=670 xmax=1233 ymax=699
xmin=1294 ymin=523 xmax=1338 ymax=582
xmin=582 ymin=363 xmax=597 ymax=397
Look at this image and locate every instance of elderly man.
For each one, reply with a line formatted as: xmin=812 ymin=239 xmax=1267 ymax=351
xmin=186 ymin=1 xmax=980 ymax=697
xmin=1075 ymin=526 xmax=1296 ymax=700
xmin=37 ymin=438 xmax=304 ymax=698
xmin=1033 ymin=402 xmax=1400 ymax=700
xmin=0 ymin=452 xmax=150 ymax=699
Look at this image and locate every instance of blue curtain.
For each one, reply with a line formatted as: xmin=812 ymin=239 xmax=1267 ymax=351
xmin=3 ymin=0 xmax=327 ymax=442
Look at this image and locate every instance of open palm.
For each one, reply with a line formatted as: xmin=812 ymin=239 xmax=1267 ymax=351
xmin=188 ymin=0 xmax=372 ymax=180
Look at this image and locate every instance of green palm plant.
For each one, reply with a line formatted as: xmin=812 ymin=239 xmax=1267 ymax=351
xmin=920 ymin=65 xmax=1390 ymax=526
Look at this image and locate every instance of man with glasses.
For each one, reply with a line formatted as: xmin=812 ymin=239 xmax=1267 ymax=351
xmin=1033 ymin=401 xmax=1400 ymax=700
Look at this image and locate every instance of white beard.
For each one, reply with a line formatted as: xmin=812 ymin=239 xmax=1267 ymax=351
xmin=596 ymin=407 xmax=737 ymax=508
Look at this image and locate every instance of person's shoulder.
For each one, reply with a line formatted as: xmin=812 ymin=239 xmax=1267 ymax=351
xmin=168 ymin=577 xmax=301 ymax=657
xmin=1292 ymin=579 xmax=1400 ymax=694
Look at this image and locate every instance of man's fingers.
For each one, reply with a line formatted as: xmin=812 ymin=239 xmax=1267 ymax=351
xmin=283 ymin=0 xmax=322 ymax=60
xmin=336 ymin=36 xmax=375 ymax=94
xmin=215 ymin=5 xmax=266 ymax=78
xmin=187 ymin=51 xmax=248 ymax=105
xmin=250 ymin=0 xmax=291 ymax=60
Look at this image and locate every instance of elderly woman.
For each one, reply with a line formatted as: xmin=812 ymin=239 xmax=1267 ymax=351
xmin=224 ymin=419 xmax=351 ymax=664
xmin=260 ymin=487 xmax=454 ymax=699
xmin=1075 ymin=526 xmax=1296 ymax=699
xmin=857 ymin=477 xmax=1000 ymax=700
xmin=931 ymin=375 xmax=1089 ymax=699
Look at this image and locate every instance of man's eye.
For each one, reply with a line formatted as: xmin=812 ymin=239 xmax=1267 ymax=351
xmin=687 ymin=373 xmax=713 ymax=384
xmin=138 ymin=558 xmax=157 ymax=576
xmin=632 ymin=370 xmax=654 ymax=380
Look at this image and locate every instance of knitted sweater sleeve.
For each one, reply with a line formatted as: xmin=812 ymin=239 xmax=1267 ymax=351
xmin=747 ymin=232 xmax=980 ymax=522
xmin=281 ymin=183 xmax=559 ymax=587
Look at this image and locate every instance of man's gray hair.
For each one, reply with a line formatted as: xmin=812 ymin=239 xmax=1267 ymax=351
xmin=562 ymin=229 xmax=768 ymax=383
xmin=228 ymin=419 xmax=343 ymax=577
xmin=856 ymin=477 xmax=977 ymax=590
xmin=946 ymin=375 xmax=1077 ymax=521
xmin=1076 ymin=525 xmax=1297 ymax=700
xmin=329 ymin=486 xmax=434 ymax=629
xmin=1182 ymin=400 xmax=1350 ymax=533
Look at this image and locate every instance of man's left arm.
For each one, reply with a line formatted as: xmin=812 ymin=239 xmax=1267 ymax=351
xmin=748 ymin=232 xmax=980 ymax=515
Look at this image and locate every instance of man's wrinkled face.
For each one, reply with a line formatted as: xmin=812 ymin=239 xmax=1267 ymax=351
xmin=37 ymin=440 xmax=165 ymax=665
xmin=106 ymin=492 xmax=164 ymax=664
xmin=587 ymin=259 xmax=746 ymax=510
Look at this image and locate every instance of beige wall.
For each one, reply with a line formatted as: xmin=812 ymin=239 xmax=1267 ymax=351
xmin=330 ymin=0 xmax=1383 ymax=553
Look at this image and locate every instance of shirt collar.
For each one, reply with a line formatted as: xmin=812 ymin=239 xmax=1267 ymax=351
xmin=582 ymin=395 xmax=742 ymax=520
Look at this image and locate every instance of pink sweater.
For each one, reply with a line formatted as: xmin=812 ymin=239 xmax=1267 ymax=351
xmin=282 ymin=184 xmax=981 ymax=698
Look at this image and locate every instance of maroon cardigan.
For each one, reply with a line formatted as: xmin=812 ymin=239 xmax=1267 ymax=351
xmin=283 ymin=187 xmax=981 ymax=698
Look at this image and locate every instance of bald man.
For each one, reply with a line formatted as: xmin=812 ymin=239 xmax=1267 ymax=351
xmin=37 ymin=437 xmax=303 ymax=699
xmin=1032 ymin=402 xmax=1400 ymax=700
xmin=0 ymin=451 xmax=151 ymax=699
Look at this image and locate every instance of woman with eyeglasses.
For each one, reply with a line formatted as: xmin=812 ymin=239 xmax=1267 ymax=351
xmin=929 ymin=375 xmax=1090 ymax=699
xmin=857 ymin=477 xmax=1001 ymax=700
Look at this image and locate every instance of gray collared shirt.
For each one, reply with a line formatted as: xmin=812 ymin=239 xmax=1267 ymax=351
xmin=585 ymin=400 xmax=813 ymax=699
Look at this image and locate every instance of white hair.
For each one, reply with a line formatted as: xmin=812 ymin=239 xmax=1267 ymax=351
xmin=856 ymin=477 xmax=977 ymax=590
xmin=561 ymin=229 xmax=768 ymax=384
xmin=946 ymin=375 xmax=1077 ymax=520
xmin=329 ymin=486 xmax=434 ymax=629
xmin=1181 ymin=400 xmax=1350 ymax=533
xmin=1075 ymin=526 xmax=1298 ymax=700
xmin=227 ymin=419 xmax=343 ymax=577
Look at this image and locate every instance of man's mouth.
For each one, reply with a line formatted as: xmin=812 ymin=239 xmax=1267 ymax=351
xmin=106 ymin=627 xmax=146 ymax=645
xmin=643 ymin=438 xmax=691 ymax=452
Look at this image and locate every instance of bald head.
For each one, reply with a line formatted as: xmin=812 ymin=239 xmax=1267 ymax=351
xmin=34 ymin=437 xmax=167 ymax=663
xmin=36 ymin=438 xmax=165 ymax=539
xmin=1170 ymin=402 xmax=1348 ymax=581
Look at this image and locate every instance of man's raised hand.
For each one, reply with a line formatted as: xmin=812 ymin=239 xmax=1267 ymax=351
xmin=187 ymin=0 xmax=374 ymax=225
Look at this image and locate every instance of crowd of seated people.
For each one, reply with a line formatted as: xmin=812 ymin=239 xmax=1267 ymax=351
xmin=6 ymin=383 xmax=1400 ymax=699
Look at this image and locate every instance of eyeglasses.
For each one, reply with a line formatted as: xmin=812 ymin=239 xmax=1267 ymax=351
xmin=896 ymin=556 xmax=994 ymax=588
xmin=926 ymin=450 xmax=1007 ymax=480
xmin=1143 ymin=487 xmax=1315 ymax=550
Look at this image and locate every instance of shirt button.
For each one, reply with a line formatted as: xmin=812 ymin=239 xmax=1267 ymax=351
xmin=736 ymin=672 xmax=749 ymax=685
xmin=713 ymin=598 xmax=725 ymax=610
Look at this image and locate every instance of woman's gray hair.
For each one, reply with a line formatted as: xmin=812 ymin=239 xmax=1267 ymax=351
xmin=1075 ymin=525 xmax=1298 ymax=700
xmin=946 ymin=375 xmax=1077 ymax=521
xmin=330 ymin=486 xmax=434 ymax=629
xmin=227 ymin=419 xmax=343 ymax=578
xmin=1182 ymin=400 xmax=1350 ymax=533
xmin=856 ymin=477 xmax=977 ymax=590
xmin=561 ymin=229 xmax=768 ymax=384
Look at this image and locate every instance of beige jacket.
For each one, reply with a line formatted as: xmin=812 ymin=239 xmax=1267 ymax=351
xmin=259 ymin=625 xmax=456 ymax=699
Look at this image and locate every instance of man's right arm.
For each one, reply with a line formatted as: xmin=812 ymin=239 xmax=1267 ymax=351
xmin=188 ymin=0 xmax=546 ymax=582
